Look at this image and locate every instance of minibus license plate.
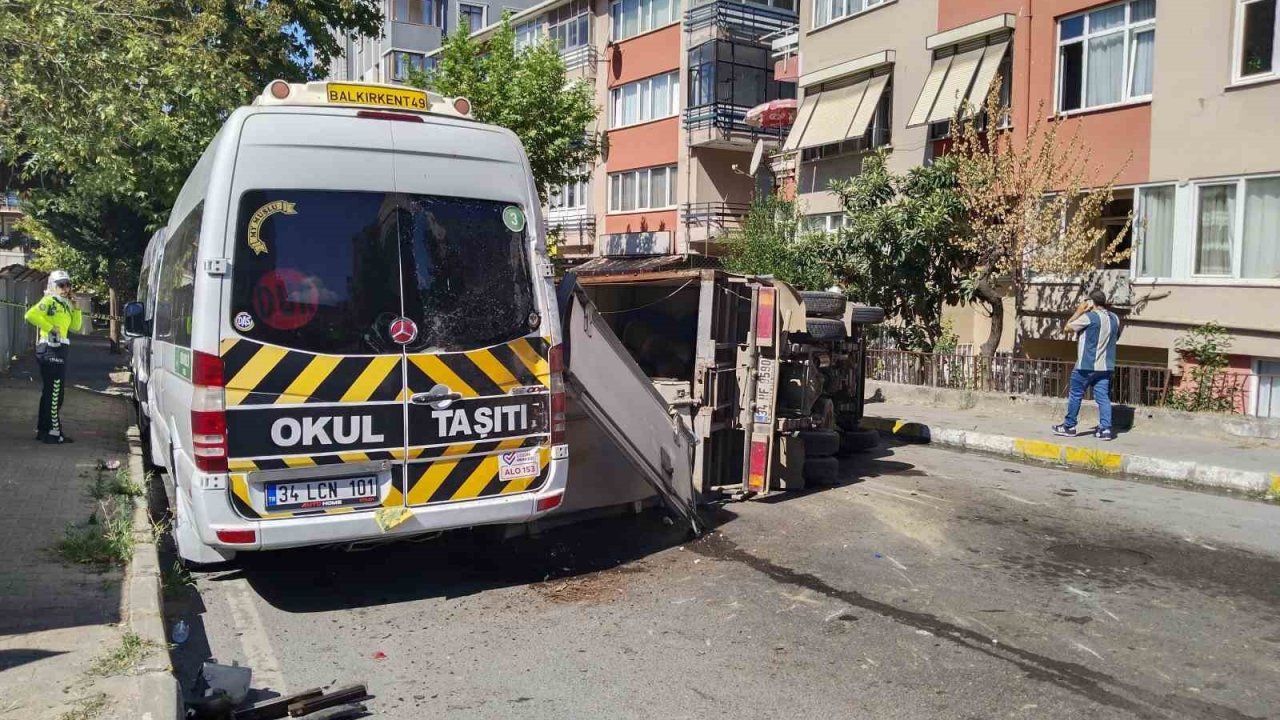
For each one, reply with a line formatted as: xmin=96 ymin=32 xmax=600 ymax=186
xmin=267 ymin=475 xmax=382 ymax=511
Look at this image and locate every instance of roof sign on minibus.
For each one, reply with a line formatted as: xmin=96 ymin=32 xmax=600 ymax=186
xmin=253 ymin=80 xmax=474 ymax=120
xmin=325 ymin=83 xmax=428 ymax=111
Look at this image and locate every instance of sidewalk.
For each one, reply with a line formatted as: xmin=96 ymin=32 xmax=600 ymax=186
xmin=0 ymin=337 xmax=166 ymax=720
xmin=863 ymin=382 xmax=1280 ymax=496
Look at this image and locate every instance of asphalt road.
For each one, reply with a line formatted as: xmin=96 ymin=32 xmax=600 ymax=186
xmin=169 ymin=443 xmax=1280 ymax=719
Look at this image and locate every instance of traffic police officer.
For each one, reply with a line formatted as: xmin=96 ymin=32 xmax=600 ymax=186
xmin=24 ymin=269 xmax=83 ymax=444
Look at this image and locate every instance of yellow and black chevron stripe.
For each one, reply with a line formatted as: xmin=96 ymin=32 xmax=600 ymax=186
xmin=227 ymin=438 xmax=549 ymax=520
xmin=219 ymin=336 xmax=551 ymax=406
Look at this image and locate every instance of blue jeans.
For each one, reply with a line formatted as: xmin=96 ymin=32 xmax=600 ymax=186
xmin=1064 ymin=370 xmax=1113 ymax=431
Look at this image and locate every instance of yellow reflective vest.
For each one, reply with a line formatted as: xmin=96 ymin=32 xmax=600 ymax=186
xmin=24 ymin=295 xmax=83 ymax=345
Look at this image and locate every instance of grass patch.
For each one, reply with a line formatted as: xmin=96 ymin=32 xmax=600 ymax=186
xmin=162 ymin=559 xmax=195 ymax=599
xmin=89 ymin=467 xmax=143 ymax=501
xmin=87 ymin=632 xmax=155 ymax=677
xmin=58 ymin=693 xmax=109 ymax=720
xmin=55 ymin=500 xmax=135 ymax=568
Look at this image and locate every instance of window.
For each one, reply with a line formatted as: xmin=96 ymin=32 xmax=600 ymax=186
xmin=687 ymin=41 xmax=795 ymax=110
xmin=515 ymin=19 xmax=542 ymax=49
xmin=610 ymin=0 xmax=678 ymax=41
xmin=550 ymin=174 xmax=590 ymax=211
xmin=1242 ymin=176 xmax=1280 ymax=279
xmin=1135 ymin=184 xmax=1175 ymax=278
xmin=803 ymin=213 xmax=848 ymax=234
xmin=611 ymin=72 xmax=680 ymax=127
xmin=608 ymin=166 xmax=677 ymax=212
xmin=394 ymin=0 xmax=424 ymax=23
xmin=459 ymin=3 xmax=486 ymax=32
xmin=813 ymin=0 xmax=889 ymax=30
xmin=1056 ymin=0 xmax=1155 ymax=112
xmin=390 ymin=51 xmax=426 ymax=82
xmin=231 ymin=191 xmax=534 ymax=354
xmin=1195 ymin=184 xmax=1236 ymax=276
xmin=548 ymin=0 xmax=591 ymax=50
xmin=1237 ymin=0 xmax=1278 ymax=80
xmin=155 ymin=205 xmax=202 ymax=348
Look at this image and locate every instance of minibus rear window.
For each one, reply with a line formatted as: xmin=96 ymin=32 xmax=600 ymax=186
xmin=231 ymin=190 xmax=535 ymax=355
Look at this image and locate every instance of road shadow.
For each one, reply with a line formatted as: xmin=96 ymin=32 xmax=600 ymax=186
xmin=0 ymin=648 xmax=66 ymax=672
xmin=204 ymin=507 xmax=698 ymax=615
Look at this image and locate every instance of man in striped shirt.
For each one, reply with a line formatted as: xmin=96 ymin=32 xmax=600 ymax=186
xmin=1053 ymin=290 xmax=1121 ymax=441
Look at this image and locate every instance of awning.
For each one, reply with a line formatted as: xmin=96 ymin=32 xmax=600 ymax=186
xmin=781 ymin=93 xmax=819 ymax=152
xmin=908 ymin=37 xmax=1010 ymax=127
xmin=782 ymin=73 xmax=891 ymax=151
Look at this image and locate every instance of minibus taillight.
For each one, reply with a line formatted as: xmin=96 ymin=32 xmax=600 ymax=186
xmin=191 ymin=350 xmax=228 ymax=473
xmin=356 ymin=110 xmax=424 ymax=123
xmin=549 ymin=344 xmax=566 ymax=445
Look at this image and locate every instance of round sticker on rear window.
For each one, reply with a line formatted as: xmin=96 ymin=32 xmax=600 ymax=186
xmin=251 ymin=269 xmax=320 ymax=331
xmin=502 ymin=205 xmax=525 ymax=233
xmin=233 ymin=312 xmax=255 ymax=332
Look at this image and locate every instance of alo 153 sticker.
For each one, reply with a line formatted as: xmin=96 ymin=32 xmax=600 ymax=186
xmin=497 ymin=448 xmax=539 ymax=481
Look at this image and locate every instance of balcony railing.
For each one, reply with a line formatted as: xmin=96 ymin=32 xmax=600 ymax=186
xmin=560 ymin=44 xmax=599 ymax=74
xmin=0 ymin=194 xmax=20 ymax=213
xmin=684 ymin=102 xmax=788 ymax=147
xmin=682 ymin=201 xmax=751 ymax=250
xmin=685 ymin=0 xmax=799 ymax=43
xmin=546 ymin=209 xmax=596 ymax=255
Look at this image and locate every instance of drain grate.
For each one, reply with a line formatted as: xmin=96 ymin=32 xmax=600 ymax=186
xmin=1046 ymin=544 xmax=1153 ymax=568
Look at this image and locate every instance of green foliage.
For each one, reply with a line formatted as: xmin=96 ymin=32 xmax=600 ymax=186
xmin=24 ymin=217 xmax=112 ymax=298
xmin=828 ymin=152 xmax=973 ymax=351
xmin=55 ymin=504 xmax=135 ymax=568
xmin=410 ymin=13 xmax=601 ymax=202
xmin=0 ymin=0 xmax=383 ymax=297
xmin=1167 ymin=322 xmax=1238 ymax=413
xmin=933 ymin=317 xmax=960 ymax=355
xmin=721 ymin=195 xmax=837 ymax=291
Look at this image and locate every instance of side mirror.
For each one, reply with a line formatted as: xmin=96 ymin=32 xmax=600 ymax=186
xmin=122 ymin=301 xmax=148 ymax=338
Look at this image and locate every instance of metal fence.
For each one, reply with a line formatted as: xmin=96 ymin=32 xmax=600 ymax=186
xmin=0 ymin=266 xmax=48 ymax=373
xmin=866 ymin=349 xmax=1172 ymax=407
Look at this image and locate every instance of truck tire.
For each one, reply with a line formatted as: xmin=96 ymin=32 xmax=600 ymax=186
xmin=839 ymin=428 xmax=880 ymax=455
xmin=798 ymin=429 xmax=840 ymax=457
xmin=803 ymin=456 xmax=840 ymax=485
xmin=849 ymin=304 xmax=886 ymax=324
xmin=799 ymin=291 xmax=846 ymax=318
xmin=805 ymin=317 xmax=846 ymax=340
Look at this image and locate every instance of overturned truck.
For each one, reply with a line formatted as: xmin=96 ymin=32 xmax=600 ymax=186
xmin=556 ymin=257 xmax=885 ymax=531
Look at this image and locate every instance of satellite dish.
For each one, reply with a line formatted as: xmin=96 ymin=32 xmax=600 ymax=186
xmin=748 ymin=139 xmax=765 ymax=176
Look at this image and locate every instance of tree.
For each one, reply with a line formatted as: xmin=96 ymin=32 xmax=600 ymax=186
xmin=721 ymin=195 xmax=837 ymax=292
xmin=410 ymin=13 xmax=601 ymax=201
xmin=948 ymin=79 xmax=1131 ymax=357
xmin=0 ymin=0 xmax=382 ymax=346
xmin=828 ymin=152 xmax=971 ymax=351
xmin=23 ymin=217 xmax=112 ymax=299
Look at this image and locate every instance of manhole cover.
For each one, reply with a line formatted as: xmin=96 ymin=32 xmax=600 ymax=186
xmin=1046 ymin=544 xmax=1152 ymax=568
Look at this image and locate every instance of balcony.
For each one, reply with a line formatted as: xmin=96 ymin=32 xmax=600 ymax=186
xmin=561 ymin=44 xmax=599 ymax=76
xmin=546 ymin=209 xmax=597 ymax=258
xmin=685 ymin=0 xmax=799 ymax=46
xmin=685 ymin=101 xmax=788 ymax=149
xmin=682 ymin=201 xmax=751 ymax=253
xmin=0 ymin=194 xmax=20 ymax=213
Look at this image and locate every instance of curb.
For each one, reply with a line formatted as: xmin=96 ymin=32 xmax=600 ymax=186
xmin=125 ymin=426 xmax=183 ymax=720
xmin=863 ymin=415 xmax=1280 ymax=496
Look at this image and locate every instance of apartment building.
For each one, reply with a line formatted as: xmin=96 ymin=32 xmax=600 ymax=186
xmin=329 ymin=0 xmax=543 ymax=84
xmin=440 ymin=0 xmax=797 ymax=261
xmin=0 ymin=191 xmax=31 ymax=268
xmin=779 ymin=0 xmax=1280 ymax=416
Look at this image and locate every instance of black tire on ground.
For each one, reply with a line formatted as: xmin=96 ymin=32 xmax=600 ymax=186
xmin=839 ymin=428 xmax=880 ymax=455
xmin=798 ymin=429 xmax=840 ymax=457
xmin=803 ymin=456 xmax=840 ymax=485
xmin=799 ymin=291 xmax=847 ymax=318
xmin=849 ymin=304 xmax=886 ymax=324
xmin=805 ymin=317 xmax=847 ymax=340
